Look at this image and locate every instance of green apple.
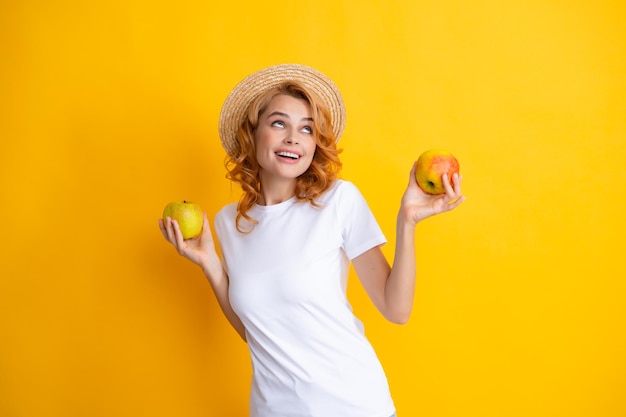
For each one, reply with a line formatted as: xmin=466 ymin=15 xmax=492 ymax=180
xmin=162 ymin=200 xmax=203 ymax=239
xmin=415 ymin=149 xmax=460 ymax=194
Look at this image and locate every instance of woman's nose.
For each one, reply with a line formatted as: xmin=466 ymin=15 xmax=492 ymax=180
xmin=284 ymin=131 xmax=299 ymax=144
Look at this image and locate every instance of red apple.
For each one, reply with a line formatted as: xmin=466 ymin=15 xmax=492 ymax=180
xmin=415 ymin=149 xmax=460 ymax=194
xmin=162 ymin=200 xmax=203 ymax=239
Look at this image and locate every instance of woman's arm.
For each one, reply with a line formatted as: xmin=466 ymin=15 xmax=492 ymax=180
xmin=353 ymin=163 xmax=465 ymax=324
xmin=159 ymin=214 xmax=247 ymax=341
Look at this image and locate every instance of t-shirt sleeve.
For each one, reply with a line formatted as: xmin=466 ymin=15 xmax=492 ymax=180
xmin=337 ymin=181 xmax=387 ymax=260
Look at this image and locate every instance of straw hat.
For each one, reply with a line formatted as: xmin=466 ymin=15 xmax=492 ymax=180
xmin=218 ymin=64 xmax=346 ymax=159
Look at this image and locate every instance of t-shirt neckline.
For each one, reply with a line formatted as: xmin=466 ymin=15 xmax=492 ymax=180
xmin=252 ymin=196 xmax=297 ymax=214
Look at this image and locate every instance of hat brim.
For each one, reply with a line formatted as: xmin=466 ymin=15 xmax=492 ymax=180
xmin=218 ymin=64 xmax=346 ymax=159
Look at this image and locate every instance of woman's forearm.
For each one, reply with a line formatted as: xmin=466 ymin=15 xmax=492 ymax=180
xmin=384 ymin=216 xmax=417 ymax=324
xmin=202 ymin=256 xmax=247 ymax=342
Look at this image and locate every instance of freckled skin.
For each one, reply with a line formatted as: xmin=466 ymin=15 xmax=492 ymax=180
xmin=415 ymin=150 xmax=460 ymax=194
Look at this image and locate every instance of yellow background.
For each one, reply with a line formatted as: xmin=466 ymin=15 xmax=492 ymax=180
xmin=1 ymin=0 xmax=625 ymax=416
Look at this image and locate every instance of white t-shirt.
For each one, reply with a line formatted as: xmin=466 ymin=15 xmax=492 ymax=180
xmin=214 ymin=180 xmax=395 ymax=417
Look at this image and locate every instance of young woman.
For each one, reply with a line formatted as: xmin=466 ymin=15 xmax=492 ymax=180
xmin=159 ymin=64 xmax=464 ymax=417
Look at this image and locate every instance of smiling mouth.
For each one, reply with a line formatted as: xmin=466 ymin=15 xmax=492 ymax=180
xmin=276 ymin=151 xmax=300 ymax=160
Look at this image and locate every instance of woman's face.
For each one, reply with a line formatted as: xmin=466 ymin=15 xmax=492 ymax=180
xmin=254 ymin=94 xmax=317 ymax=186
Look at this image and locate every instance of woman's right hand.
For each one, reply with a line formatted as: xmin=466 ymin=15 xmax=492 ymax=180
xmin=160 ymin=213 xmax=246 ymax=341
xmin=158 ymin=213 xmax=218 ymax=270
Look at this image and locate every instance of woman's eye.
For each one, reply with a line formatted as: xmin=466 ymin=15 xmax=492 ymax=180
xmin=271 ymin=121 xmax=285 ymax=128
xmin=301 ymin=126 xmax=313 ymax=134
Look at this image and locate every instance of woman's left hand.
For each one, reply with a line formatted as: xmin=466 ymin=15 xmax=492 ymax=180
xmin=399 ymin=162 xmax=465 ymax=226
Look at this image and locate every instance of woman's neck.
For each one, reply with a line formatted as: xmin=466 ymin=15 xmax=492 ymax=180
xmin=258 ymin=178 xmax=297 ymax=206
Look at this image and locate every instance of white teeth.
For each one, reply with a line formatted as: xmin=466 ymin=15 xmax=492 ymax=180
xmin=277 ymin=151 xmax=299 ymax=159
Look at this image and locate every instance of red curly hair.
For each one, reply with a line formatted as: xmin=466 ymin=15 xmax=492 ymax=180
xmin=225 ymin=81 xmax=343 ymax=233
